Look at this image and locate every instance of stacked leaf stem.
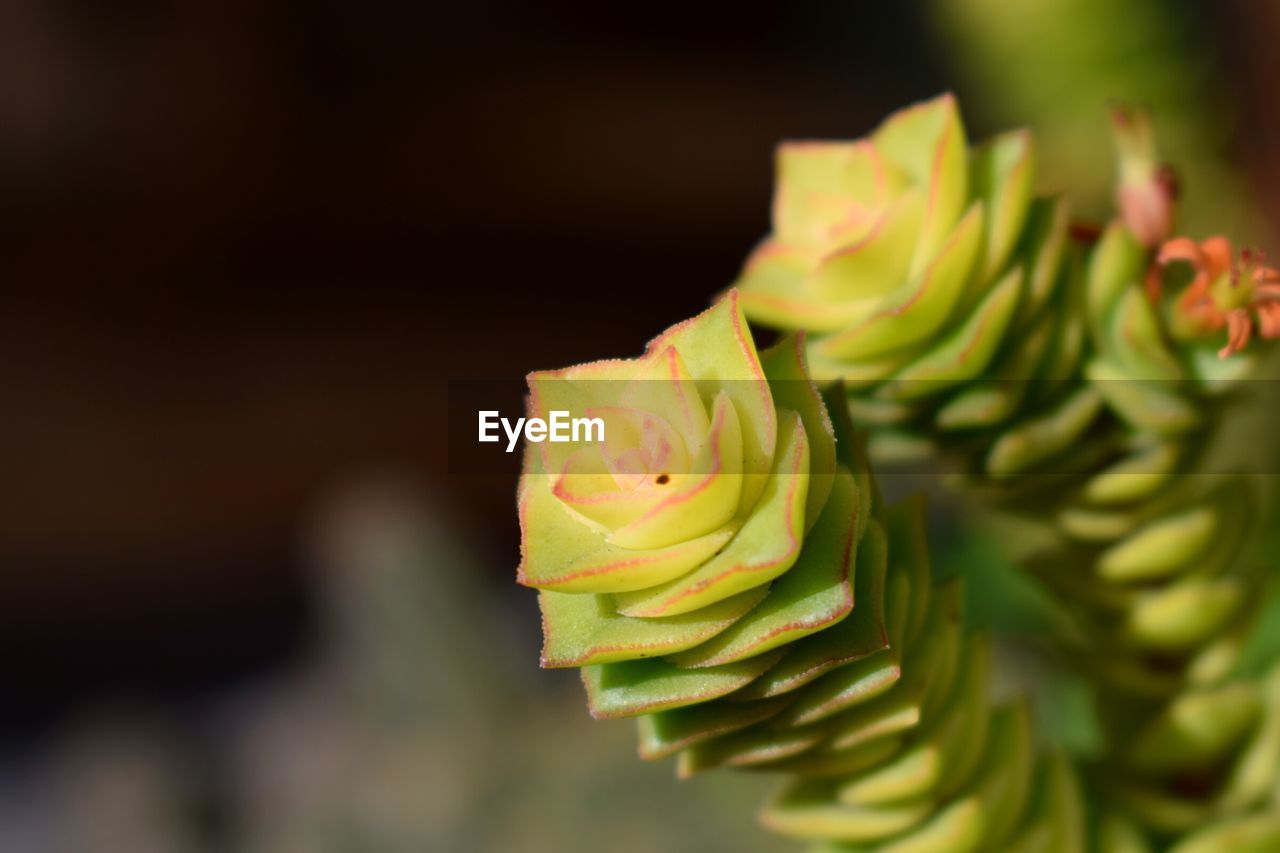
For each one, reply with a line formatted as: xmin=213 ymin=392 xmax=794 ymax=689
xmin=732 ymin=94 xmax=1280 ymax=849
xmin=518 ymin=294 xmax=1084 ymax=850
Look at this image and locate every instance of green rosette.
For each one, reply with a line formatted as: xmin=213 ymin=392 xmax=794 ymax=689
xmin=517 ymin=292 xmax=1083 ymax=850
xmin=733 ymin=93 xmax=1083 ymax=473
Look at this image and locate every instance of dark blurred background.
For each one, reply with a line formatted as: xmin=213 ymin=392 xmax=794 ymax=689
xmin=2 ymin=2 xmax=1278 ymax=850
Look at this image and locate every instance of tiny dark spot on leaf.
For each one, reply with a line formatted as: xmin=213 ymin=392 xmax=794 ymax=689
xmin=656 ymin=473 xmax=670 ymax=485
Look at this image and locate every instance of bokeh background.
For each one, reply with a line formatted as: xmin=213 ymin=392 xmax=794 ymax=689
xmin=3 ymin=2 xmax=1280 ymax=850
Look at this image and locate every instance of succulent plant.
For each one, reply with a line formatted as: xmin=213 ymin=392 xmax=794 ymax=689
xmin=731 ymin=93 xmax=1280 ymax=847
xmin=517 ymin=92 xmax=1279 ymax=850
xmin=517 ymin=293 xmax=1084 ymax=849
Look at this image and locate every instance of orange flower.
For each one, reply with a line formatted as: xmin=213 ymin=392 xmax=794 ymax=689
xmin=1153 ymin=236 xmax=1280 ymax=358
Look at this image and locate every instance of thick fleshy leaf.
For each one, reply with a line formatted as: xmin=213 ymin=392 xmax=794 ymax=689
xmin=1038 ymin=287 xmax=1086 ymax=382
xmin=880 ymin=265 xmax=1023 ymax=400
xmin=1217 ymin=664 xmax=1280 ymax=811
xmin=613 ymin=411 xmax=810 ymax=617
xmin=581 ymin=647 xmax=787 ymax=719
xmin=824 ymin=684 xmax=925 ymax=751
xmin=935 ymin=308 xmax=1056 ymax=430
xmin=775 ymin=541 xmax=929 ymax=732
xmin=807 ymin=604 xmax=941 ymax=743
xmin=557 ymin=412 xmax=687 ymax=505
xmin=762 ymin=778 xmax=935 ymax=842
xmin=1126 ymin=683 xmax=1261 ymax=774
xmin=1187 ymin=637 xmax=1251 ymax=689
xmin=805 ymin=346 xmax=913 ymax=388
xmin=881 ymin=556 xmax=915 ymax=656
xmin=871 ymin=93 xmax=969 ymax=277
xmin=604 ymin=391 xmax=744 ymax=549
xmin=835 ymin=636 xmax=988 ymax=805
xmin=1106 ymin=781 xmax=1210 ymax=836
xmin=1169 ymin=814 xmax=1280 ymax=853
xmin=1096 ymin=504 xmax=1217 ymax=583
xmin=823 ymin=383 xmax=878 ymax=541
xmin=858 ymin=706 xmax=1026 ymax=853
xmin=636 ymin=695 xmax=793 ymax=760
xmin=1086 ymin=358 xmax=1199 ymax=436
xmin=971 ymin=129 xmax=1035 ymax=284
xmin=848 ymin=395 xmax=918 ymax=427
xmin=870 ymin=797 xmax=986 ymax=853
xmin=806 ymin=192 xmax=926 ymax=302
xmin=760 ymin=334 xmax=838 ymax=529
xmin=866 ymin=430 xmax=937 ymax=466
xmin=1057 ymin=504 xmax=1144 ymax=542
xmin=935 ymin=649 xmax=994 ymax=802
xmin=1005 ymin=752 xmax=1086 ymax=853
xmin=772 ymin=140 xmax=890 ymax=248
xmin=517 ymin=473 xmax=741 ymax=593
xmin=1085 ymin=221 xmax=1146 ymax=353
xmin=893 ymin=509 xmax=944 ymax=654
xmin=1096 ymin=812 xmax=1152 ymax=853
xmin=728 ymin=517 xmax=889 ymax=701
xmin=669 ymin=469 xmax=858 ymax=668
xmin=653 ymin=290 xmax=777 ymax=509
xmin=780 ymin=528 xmax=940 ymax=733
xmin=1105 ymin=287 xmax=1184 ymax=381
xmin=676 ymin=722 xmax=828 ymax=776
xmin=1080 ymin=442 xmax=1180 ymax=505
xmin=1190 ymin=344 xmax=1258 ymax=388
xmin=549 ymin=429 xmax=686 ymax=533
xmin=737 ymin=242 xmax=902 ymax=334
xmin=766 ymin=734 xmax=904 ymax=779
xmin=627 ymin=345 xmax=712 ymax=451
xmin=1126 ymin=577 xmax=1241 ymax=651
xmin=815 ymin=203 xmax=984 ymax=362
xmin=537 ymin=584 xmax=769 ymax=668
xmin=527 ymin=359 xmax=645 ymax=477
xmin=986 ymin=387 xmax=1103 ymax=478
xmin=777 ymin=648 xmax=903 ymax=728
xmin=980 ymin=701 xmax=1036 ymax=846
xmin=1012 ymin=196 xmax=1070 ymax=328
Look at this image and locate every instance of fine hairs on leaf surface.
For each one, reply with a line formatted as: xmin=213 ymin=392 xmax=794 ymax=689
xmin=515 ymin=94 xmax=1280 ymax=850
